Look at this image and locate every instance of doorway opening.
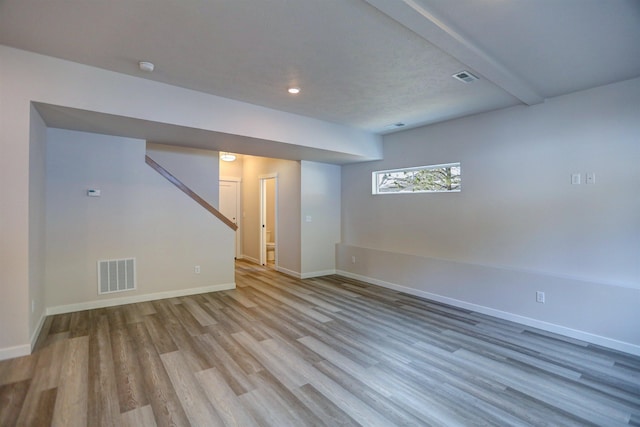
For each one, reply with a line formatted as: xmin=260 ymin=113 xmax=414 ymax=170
xmin=260 ymin=174 xmax=277 ymax=267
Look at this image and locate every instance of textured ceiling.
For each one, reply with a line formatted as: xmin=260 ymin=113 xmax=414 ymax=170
xmin=408 ymin=0 xmax=640 ymax=98
xmin=1 ymin=0 xmax=639 ymax=135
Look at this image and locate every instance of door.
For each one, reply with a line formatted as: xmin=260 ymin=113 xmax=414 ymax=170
xmin=219 ymin=180 xmax=241 ymax=258
xmin=259 ymin=175 xmax=277 ymax=266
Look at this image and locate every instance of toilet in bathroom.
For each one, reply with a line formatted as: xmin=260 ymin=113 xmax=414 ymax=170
xmin=266 ymin=230 xmax=276 ymax=262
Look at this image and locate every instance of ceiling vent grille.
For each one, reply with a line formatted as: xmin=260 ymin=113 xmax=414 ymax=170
xmin=452 ymin=71 xmax=479 ymax=83
xmin=98 ymin=258 xmax=136 ymax=295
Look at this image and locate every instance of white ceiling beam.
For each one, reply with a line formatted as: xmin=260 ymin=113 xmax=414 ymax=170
xmin=364 ymin=0 xmax=545 ymax=105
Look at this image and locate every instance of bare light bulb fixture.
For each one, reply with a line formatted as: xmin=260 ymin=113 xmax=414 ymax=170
xmin=288 ymin=87 xmax=300 ymax=94
xmin=220 ymin=152 xmax=236 ymax=162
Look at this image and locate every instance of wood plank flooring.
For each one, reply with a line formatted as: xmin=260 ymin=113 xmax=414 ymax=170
xmin=1 ymin=260 xmax=639 ymax=426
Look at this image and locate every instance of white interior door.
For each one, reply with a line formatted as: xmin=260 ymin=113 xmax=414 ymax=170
xmin=219 ymin=180 xmax=240 ymax=258
xmin=259 ymin=175 xmax=277 ymax=266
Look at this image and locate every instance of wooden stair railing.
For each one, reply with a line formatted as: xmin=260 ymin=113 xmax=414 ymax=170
xmin=145 ymin=155 xmax=238 ymax=231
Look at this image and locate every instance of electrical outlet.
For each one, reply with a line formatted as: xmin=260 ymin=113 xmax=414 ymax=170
xmin=351 ymin=256 xmax=356 ymax=264
xmin=536 ymin=291 xmax=545 ymax=304
xmin=194 ymin=265 xmax=201 ymax=274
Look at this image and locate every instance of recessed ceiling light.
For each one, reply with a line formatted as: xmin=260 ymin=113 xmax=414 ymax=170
xmin=138 ymin=61 xmax=155 ymax=72
xmin=288 ymin=87 xmax=300 ymax=94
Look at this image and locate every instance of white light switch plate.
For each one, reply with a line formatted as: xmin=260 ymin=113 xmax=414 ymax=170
xmin=571 ymin=174 xmax=581 ymax=185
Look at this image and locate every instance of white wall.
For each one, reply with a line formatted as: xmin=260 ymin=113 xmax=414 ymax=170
xmin=0 ymin=45 xmax=378 ymax=358
xmin=146 ymin=143 xmax=219 ymax=208
xmin=339 ymin=77 xmax=640 ymax=354
xmin=224 ymin=157 xmax=341 ymax=278
xmin=301 ymin=161 xmax=341 ymax=277
xmin=0 ymin=54 xmax=31 ymax=359
xmin=241 ymin=156 xmax=301 ymax=275
xmin=28 ymin=105 xmax=47 ymax=349
xmin=45 ymin=129 xmax=234 ymax=311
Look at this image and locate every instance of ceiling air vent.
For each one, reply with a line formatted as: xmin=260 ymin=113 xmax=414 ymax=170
xmin=452 ymin=71 xmax=479 ymax=83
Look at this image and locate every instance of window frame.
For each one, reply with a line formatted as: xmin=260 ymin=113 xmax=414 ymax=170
xmin=372 ymin=162 xmax=461 ymax=195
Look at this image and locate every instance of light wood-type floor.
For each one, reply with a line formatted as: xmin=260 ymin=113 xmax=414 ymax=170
xmin=1 ymin=261 xmax=639 ymax=426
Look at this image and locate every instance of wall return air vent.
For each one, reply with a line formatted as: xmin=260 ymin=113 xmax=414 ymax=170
xmin=98 ymin=258 xmax=136 ymax=295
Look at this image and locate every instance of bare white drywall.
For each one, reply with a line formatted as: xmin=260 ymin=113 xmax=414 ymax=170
xmin=301 ymin=161 xmax=341 ymax=277
xmin=339 ymin=77 xmax=640 ymax=354
xmin=45 ymin=129 xmax=234 ymax=310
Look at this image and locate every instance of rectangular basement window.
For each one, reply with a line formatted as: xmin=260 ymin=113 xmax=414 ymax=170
xmin=372 ymin=162 xmax=461 ymax=194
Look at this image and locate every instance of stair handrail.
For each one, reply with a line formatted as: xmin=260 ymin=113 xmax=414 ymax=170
xmin=145 ymin=155 xmax=238 ymax=231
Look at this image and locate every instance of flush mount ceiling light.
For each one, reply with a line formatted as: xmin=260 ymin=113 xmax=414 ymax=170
xmin=138 ymin=61 xmax=155 ymax=72
xmin=287 ymin=87 xmax=301 ymax=94
xmin=220 ymin=152 xmax=236 ymax=162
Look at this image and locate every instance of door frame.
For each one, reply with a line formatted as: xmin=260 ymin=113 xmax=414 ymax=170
xmin=259 ymin=173 xmax=278 ymax=266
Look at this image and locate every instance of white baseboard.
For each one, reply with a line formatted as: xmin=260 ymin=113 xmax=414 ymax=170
xmin=0 ymin=312 xmax=48 ymax=361
xmin=30 ymin=311 xmax=47 ymax=351
xmin=239 ymin=255 xmax=335 ymax=280
xmin=46 ymin=282 xmax=235 ymax=316
xmin=336 ymin=270 xmax=640 ymax=357
xmin=241 ymin=255 xmax=260 ymax=265
xmin=0 ymin=344 xmax=31 ymax=361
xmin=276 ymin=266 xmax=301 ymax=278
xmin=301 ymin=269 xmax=336 ymax=279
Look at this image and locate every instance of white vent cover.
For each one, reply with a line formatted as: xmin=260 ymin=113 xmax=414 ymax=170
xmin=452 ymin=70 xmax=479 ymax=83
xmin=98 ymin=258 xmax=136 ymax=295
